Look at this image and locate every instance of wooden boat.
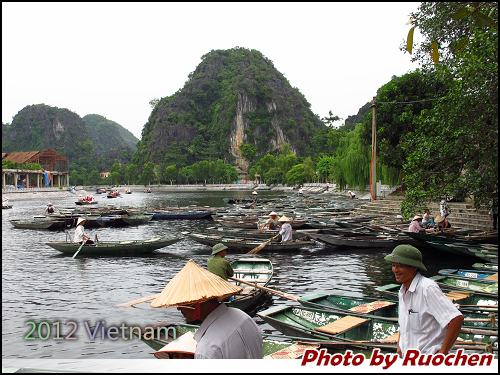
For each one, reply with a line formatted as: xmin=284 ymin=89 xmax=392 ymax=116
xmin=10 ymin=218 xmax=65 ymax=230
xmin=96 ymin=214 xmax=128 ymax=226
xmin=121 ymin=213 xmax=154 ymax=226
xmin=376 ymin=283 xmax=498 ymax=305
xmin=106 ymin=193 xmax=119 ymax=198
xmin=2 ymin=205 xmax=13 ymax=209
xmin=46 ymin=237 xmax=183 ymax=256
xmin=438 ymin=268 xmax=498 ymax=279
xmin=75 ymin=200 xmax=98 ymax=205
xmin=429 ymin=275 xmax=498 ymax=297
xmin=181 ymin=232 xmax=315 ymax=252
xmin=257 ymin=304 xmax=497 ymax=346
xmin=149 ymin=210 xmax=213 ymax=220
xmin=227 ymin=257 xmax=273 ymax=311
xmin=133 ymin=322 xmax=321 ymax=358
xmin=215 ymin=218 xmax=309 ymax=229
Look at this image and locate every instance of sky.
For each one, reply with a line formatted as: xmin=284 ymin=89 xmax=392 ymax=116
xmin=2 ymin=2 xmax=422 ymax=140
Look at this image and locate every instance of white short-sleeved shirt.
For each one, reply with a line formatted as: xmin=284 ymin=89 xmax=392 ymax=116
xmin=398 ymin=272 xmax=462 ymax=355
xmin=193 ymin=303 xmax=263 ymax=359
xmin=73 ymin=225 xmax=85 ymax=243
xmin=279 ymin=222 xmax=293 ymax=242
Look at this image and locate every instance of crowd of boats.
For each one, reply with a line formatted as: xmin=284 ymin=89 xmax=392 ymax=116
xmin=5 ymin=191 xmax=498 ymax=358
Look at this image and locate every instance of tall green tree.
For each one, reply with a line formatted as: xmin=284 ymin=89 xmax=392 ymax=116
xmin=141 ymin=162 xmax=155 ymax=186
xmin=125 ymin=164 xmax=138 ymax=185
xmin=400 ymin=2 xmax=498 ymax=216
xmin=90 ymin=170 xmax=101 ymax=185
xmin=164 ymin=165 xmax=177 ymax=184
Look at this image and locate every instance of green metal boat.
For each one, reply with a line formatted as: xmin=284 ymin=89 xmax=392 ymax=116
xmin=10 ymin=218 xmax=65 ymax=230
xmin=376 ymin=283 xmax=498 ymax=306
xmin=121 ymin=213 xmax=154 ymax=226
xmin=429 ymin=275 xmax=498 ymax=296
xmin=46 ymin=237 xmax=183 ymax=256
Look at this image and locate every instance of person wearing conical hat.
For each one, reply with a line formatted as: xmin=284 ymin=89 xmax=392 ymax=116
xmin=348 ymin=190 xmax=356 ymax=199
xmin=259 ymin=211 xmax=280 ymax=231
xmin=384 ymin=245 xmax=463 ymax=358
xmin=151 ymin=260 xmax=263 ymax=359
xmin=408 ymin=215 xmax=433 ymax=233
xmin=154 ymin=331 xmax=196 ymax=359
xmin=277 ymin=215 xmax=293 ymax=242
xmin=250 ymin=190 xmax=258 ymax=208
xmin=44 ymin=202 xmax=56 ymax=215
xmin=207 ymin=243 xmax=234 ymax=281
xmin=435 ymin=215 xmax=451 ymax=231
xmin=2 ymin=196 xmax=9 ymax=208
xmin=73 ymin=217 xmax=94 ymax=244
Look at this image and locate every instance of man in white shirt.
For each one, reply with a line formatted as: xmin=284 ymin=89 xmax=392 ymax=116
xmin=384 ymin=245 xmax=463 ymax=357
xmin=278 ymin=215 xmax=293 ymax=242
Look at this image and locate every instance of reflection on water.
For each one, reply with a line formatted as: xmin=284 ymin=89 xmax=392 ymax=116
xmin=2 ymin=190 xmax=477 ymax=359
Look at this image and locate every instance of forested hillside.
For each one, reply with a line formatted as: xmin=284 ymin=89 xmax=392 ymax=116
xmin=133 ymin=47 xmax=325 ymax=171
xmin=83 ymin=114 xmax=138 ymax=154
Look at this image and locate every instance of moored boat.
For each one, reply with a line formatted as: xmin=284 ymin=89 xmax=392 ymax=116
xmin=181 ymin=231 xmax=315 ymax=252
xmin=121 ymin=213 xmax=154 ymax=226
xmin=227 ymin=257 xmax=273 ymax=311
xmin=10 ymin=218 xmax=65 ymax=230
xmin=46 ymin=237 xmax=183 ymax=256
xmin=149 ymin=210 xmax=213 ymax=220
xmin=429 ymin=275 xmax=498 ymax=297
xmin=306 ymin=231 xmax=404 ymax=248
xmin=438 ymin=268 xmax=498 ymax=280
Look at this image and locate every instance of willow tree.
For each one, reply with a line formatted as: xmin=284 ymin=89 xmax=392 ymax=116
xmin=332 ymin=125 xmax=371 ymax=192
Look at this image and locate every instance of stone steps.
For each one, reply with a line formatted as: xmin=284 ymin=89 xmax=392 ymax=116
xmin=354 ymin=199 xmax=493 ymax=231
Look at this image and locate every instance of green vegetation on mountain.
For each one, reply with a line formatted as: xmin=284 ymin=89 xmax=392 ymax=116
xmin=83 ymin=114 xmax=138 ymax=154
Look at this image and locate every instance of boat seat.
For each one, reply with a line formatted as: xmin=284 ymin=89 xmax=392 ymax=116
xmin=264 ymin=343 xmax=320 ymax=360
xmin=146 ymin=238 xmax=161 ymax=242
xmin=348 ymin=301 xmax=395 ymax=314
xmin=120 ymin=241 xmax=133 ymax=244
xmin=232 ymin=269 xmax=273 ymax=274
xmin=485 ymin=273 xmax=498 ymax=281
xmin=445 ymin=291 xmax=471 ymax=302
xmin=239 ymin=286 xmax=255 ymax=295
xmin=381 ymin=332 xmax=400 ymax=343
xmin=314 ymin=316 xmax=368 ymax=335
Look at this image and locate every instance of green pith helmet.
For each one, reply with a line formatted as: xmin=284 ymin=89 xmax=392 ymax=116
xmin=211 ymin=243 xmax=228 ymax=255
xmin=384 ymin=244 xmax=427 ymax=271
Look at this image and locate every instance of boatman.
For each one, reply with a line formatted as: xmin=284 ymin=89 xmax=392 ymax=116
xmin=250 ymin=191 xmax=258 ymax=208
xmin=2 ymin=197 xmax=9 ymax=208
xmin=151 ymin=260 xmax=263 ymax=359
xmin=44 ymin=202 xmax=56 ymax=215
xmin=207 ymin=243 xmax=234 ymax=281
xmin=277 ymin=215 xmax=293 ymax=242
xmin=259 ymin=211 xmax=280 ymax=231
xmin=384 ymin=245 xmax=464 ymax=357
xmin=73 ymin=217 xmax=94 ymax=244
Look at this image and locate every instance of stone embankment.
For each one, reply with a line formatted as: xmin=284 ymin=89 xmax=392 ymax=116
xmin=353 ymin=196 xmax=494 ymax=232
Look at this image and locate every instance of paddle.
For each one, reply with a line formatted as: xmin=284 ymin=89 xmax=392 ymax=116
xmin=229 ymin=276 xmax=300 ymax=301
xmin=72 ymin=238 xmax=88 ymax=259
xmin=115 ymin=293 xmax=161 ymax=307
xmin=247 ymin=233 xmax=280 ymax=254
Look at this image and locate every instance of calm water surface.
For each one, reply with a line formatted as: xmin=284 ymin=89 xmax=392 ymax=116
xmin=2 ymin=190 xmax=476 ymax=360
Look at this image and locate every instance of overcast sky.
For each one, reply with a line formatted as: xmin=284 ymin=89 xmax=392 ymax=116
xmin=2 ymin=2 xmax=422 ymax=140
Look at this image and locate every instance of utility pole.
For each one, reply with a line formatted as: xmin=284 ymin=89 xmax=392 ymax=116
xmin=370 ymin=96 xmax=377 ymax=200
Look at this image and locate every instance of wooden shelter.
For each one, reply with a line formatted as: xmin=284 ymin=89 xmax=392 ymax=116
xmin=2 ymin=148 xmax=69 ymax=189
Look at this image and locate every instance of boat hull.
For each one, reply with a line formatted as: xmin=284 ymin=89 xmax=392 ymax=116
xmin=46 ymin=237 xmax=183 ymax=256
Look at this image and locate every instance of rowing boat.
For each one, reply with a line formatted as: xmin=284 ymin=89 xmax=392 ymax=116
xmin=438 ymin=268 xmax=498 ymax=280
xmin=473 ymin=263 xmax=498 ymax=272
xmin=306 ymin=231 xmax=403 ymax=248
xmin=429 ymin=275 xmax=498 ymax=296
xmin=228 ymin=257 xmax=273 ymax=311
xmin=133 ymin=322 xmax=321 ymax=359
xmin=121 ymin=213 xmax=154 ymax=226
xmin=2 ymin=205 xmax=13 ymax=209
xmin=181 ymin=231 xmax=315 ymax=252
xmin=298 ymin=293 xmax=497 ymax=330
xmin=75 ymin=201 xmax=98 ymax=205
xmin=376 ymin=283 xmax=498 ymax=305
xmin=10 ymin=218 xmax=65 ymax=230
xmin=46 ymin=237 xmax=183 ymax=256
xmin=149 ymin=210 xmax=213 ymax=220
xmin=206 ymin=226 xmax=285 ymax=239
xmin=257 ymin=304 xmax=497 ymax=346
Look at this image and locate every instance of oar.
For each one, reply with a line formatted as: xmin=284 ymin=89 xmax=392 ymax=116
xmin=247 ymin=233 xmax=281 ymax=254
xmin=115 ymin=293 xmax=161 ymax=307
xmin=72 ymin=238 xmax=88 ymax=259
xmin=229 ymin=276 xmax=300 ymax=301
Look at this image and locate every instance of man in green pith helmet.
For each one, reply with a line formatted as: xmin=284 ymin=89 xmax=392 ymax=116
xmin=384 ymin=244 xmax=463 ymax=358
xmin=207 ymin=243 xmax=234 ymax=281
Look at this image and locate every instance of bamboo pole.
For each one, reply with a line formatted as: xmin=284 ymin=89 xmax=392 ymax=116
xmin=229 ymin=277 xmax=300 ymax=301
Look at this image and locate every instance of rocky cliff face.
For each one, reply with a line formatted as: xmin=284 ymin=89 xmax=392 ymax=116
xmin=135 ymin=47 xmax=325 ymax=171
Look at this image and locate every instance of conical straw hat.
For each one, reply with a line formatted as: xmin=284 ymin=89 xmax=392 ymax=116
xmin=151 ymin=259 xmax=242 ymax=308
xmin=154 ymin=331 xmax=197 ymax=359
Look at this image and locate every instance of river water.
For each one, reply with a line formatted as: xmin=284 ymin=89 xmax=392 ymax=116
xmin=2 ymin=190 xmax=476 ymax=361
